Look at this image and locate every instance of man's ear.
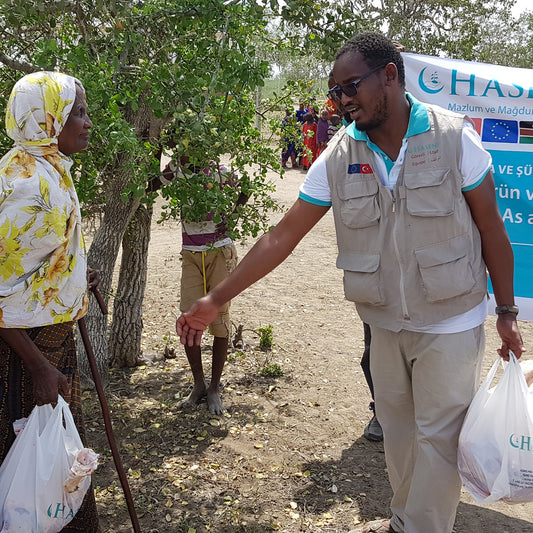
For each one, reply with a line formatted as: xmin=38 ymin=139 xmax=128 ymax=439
xmin=384 ymin=63 xmax=398 ymax=86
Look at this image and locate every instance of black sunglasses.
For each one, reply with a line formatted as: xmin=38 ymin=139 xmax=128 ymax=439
xmin=328 ymin=65 xmax=387 ymax=101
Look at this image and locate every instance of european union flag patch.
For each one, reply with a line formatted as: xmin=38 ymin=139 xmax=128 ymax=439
xmin=481 ymin=119 xmax=518 ymax=143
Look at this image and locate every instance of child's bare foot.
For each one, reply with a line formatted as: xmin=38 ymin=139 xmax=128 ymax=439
xmin=207 ymin=389 xmax=227 ymax=415
xmin=178 ymin=384 xmax=207 ymax=408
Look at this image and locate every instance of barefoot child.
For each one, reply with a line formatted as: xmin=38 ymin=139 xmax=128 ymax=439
xmin=163 ymin=158 xmax=248 ymax=414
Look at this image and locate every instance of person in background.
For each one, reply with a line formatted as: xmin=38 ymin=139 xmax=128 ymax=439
xmin=295 ymin=101 xmax=308 ymax=124
xmin=325 ymin=71 xmax=340 ymax=119
xmin=360 ymin=322 xmax=382 ymax=441
xmin=281 ymin=108 xmax=299 ymax=169
xmin=176 ymin=32 xmax=524 ymax=533
xmin=162 ymin=158 xmax=248 ymax=415
xmin=301 ymin=112 xmax=317 ymax=171
xmin=327 ymin=114 xmax=342 ymax=142
xmin=295 ymin=102 xmax=309 ymax=167
xmin=308 ymin=97 xmax=319 ymax=122
xmin=0 ymin=71 xmax=99 ymax=532
xmin=316 ymin=109 xmax=330 ymax=156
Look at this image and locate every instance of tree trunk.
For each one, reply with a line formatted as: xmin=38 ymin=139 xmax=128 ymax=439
xmin=108 ymin=203 xmax=153 ymax=368
xmin=77 ymin=102 xmax=166 ymax=387
xmin=76 ymin=163 xmax=141 ymax=388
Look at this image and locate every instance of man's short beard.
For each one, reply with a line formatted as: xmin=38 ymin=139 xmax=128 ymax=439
xmin=355 ymin=92 xmax=389 ymax=132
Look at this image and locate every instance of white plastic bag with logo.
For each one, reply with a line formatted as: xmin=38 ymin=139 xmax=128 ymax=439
xmin=0 ymin=396 xmax=98 ymax=532
xmin=458 ymin=352 xmax=533 ymax=503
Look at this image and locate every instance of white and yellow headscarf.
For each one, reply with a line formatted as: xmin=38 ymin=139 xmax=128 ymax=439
xmin=0 ymin=71 xmax=88 ymax=328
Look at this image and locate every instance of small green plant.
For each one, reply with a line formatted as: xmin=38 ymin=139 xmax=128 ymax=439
xmin=261 ymin=364 xmax=284 ymax=377
xmin=228 ymin=350 xmax=246 ymax=362
xmin=162 ymin=333 xmax=176 ymax=359
xmin=258 ymin=324 xmax=274 ymax=351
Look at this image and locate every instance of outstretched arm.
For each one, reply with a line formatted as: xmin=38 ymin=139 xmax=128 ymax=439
xmin=463 ymin=171 xmax=524 ymax=360
xmin=176 ymin=199 xmax=330 ymax=346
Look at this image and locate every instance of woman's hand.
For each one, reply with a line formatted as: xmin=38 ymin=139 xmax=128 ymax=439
xmin=87 ymin=267 xmax=99 ymax=290
xmin=31 ymin=359 xmax=70 ymax=405
xmin=0 ymin=328 xmax=70 ymax=405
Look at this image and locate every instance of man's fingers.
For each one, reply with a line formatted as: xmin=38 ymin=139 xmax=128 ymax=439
xmin=178 ymin=322 xmax=198 ymax=347
xmin=498 ymin=343 xmax=525 ymax=361
xmin=176 ymin=315 xmax=192 ymax=342
xmin=176 ymin=313 xmax=206 ymax=346
xmin=194 ymin=330 xmax=203 ymax=345
xmin=179 ymin=323 xmax=189 ymax=345
xmin=510 ymin=344 xmax=526 ymax=360
xmin=187 ymin=328 xmax=199 ymax=347
xmin=497 ymin=347 xmax=510 ymax=361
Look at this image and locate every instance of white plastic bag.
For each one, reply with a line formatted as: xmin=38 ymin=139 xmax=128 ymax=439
xmin=0 ymin=396 xmax=98 ymax=532
xmin=458 ymin=352 xmax=533 ymax=503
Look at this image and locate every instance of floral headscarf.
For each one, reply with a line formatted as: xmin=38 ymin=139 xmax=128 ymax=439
xmin=0 ymin=71 xmax=88 ymax=328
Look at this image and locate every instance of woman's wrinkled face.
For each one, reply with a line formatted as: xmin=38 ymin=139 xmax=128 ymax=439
xmin=57 ymin=84 xmax=92 ymax=156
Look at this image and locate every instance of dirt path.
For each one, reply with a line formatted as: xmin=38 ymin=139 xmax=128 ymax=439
xmin=86 ymin=165 xmax=533 ymax=532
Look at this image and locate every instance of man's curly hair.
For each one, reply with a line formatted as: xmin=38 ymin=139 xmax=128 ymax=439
xmin=335 ymin=32 xmax=405 ymax=88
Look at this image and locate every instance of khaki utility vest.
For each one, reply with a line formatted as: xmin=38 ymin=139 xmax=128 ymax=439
xmin=325 ymin=104 xmax=487 ymax=331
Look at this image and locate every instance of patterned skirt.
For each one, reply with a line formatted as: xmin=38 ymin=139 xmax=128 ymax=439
xmin=0 ymin=322 xmax=99 ymax=532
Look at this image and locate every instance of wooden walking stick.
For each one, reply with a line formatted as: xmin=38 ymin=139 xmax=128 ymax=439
xmin=78 ymin=287 xmax=141 ymax=533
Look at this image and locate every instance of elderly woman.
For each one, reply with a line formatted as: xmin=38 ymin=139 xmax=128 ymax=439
xmin=0 ymin=72 xmax=98 ymax=531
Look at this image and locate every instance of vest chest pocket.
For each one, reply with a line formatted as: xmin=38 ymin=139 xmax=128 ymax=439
xmin=336 ymin=252 xmax=385 ymax=305
xmin=337 ymin=177 xmax=380 ymax=229
xmin=404 ymin=168 xmax=455 ymax=217
xmin=414 ymin=235 xmax=476 ymax=302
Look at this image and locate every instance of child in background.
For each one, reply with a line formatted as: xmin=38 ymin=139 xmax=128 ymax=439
xmin=295 ymin=101 xmax=307 ymax=123
xmin=301 ymin=112 xmax=317 ymax=170
xmin=162 ymin=157 xmax=248 ymax=415
xmin=316 ymin=109 xmax=330 ymax=156
xmin=281 ymin=109 xmax=298 ymax=169
xmin=327 ymin=114 xmax=341 ymax=142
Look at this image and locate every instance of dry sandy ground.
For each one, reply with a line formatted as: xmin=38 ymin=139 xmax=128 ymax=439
xmin=86 ymin=163 xmax=533 ymax=532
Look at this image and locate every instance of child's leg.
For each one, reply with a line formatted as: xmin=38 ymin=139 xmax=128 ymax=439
xmin=179 ymin=344 xmax=208 ymax=407
xmin=206 ymin=336 xmax=229 ymax=414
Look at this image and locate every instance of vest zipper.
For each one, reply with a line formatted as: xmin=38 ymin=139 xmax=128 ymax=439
xmin=391 ymin=190 xmax=410 ymax=319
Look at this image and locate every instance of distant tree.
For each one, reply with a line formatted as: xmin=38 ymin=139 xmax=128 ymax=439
xmin=277 ymin=0 xmax=529 ymax=67
xmin=474 ymin=10 xmax=533 ymax=68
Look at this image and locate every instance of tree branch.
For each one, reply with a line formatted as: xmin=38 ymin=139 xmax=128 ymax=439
xmin=0 ymin=52 xmax=38 ymax=73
